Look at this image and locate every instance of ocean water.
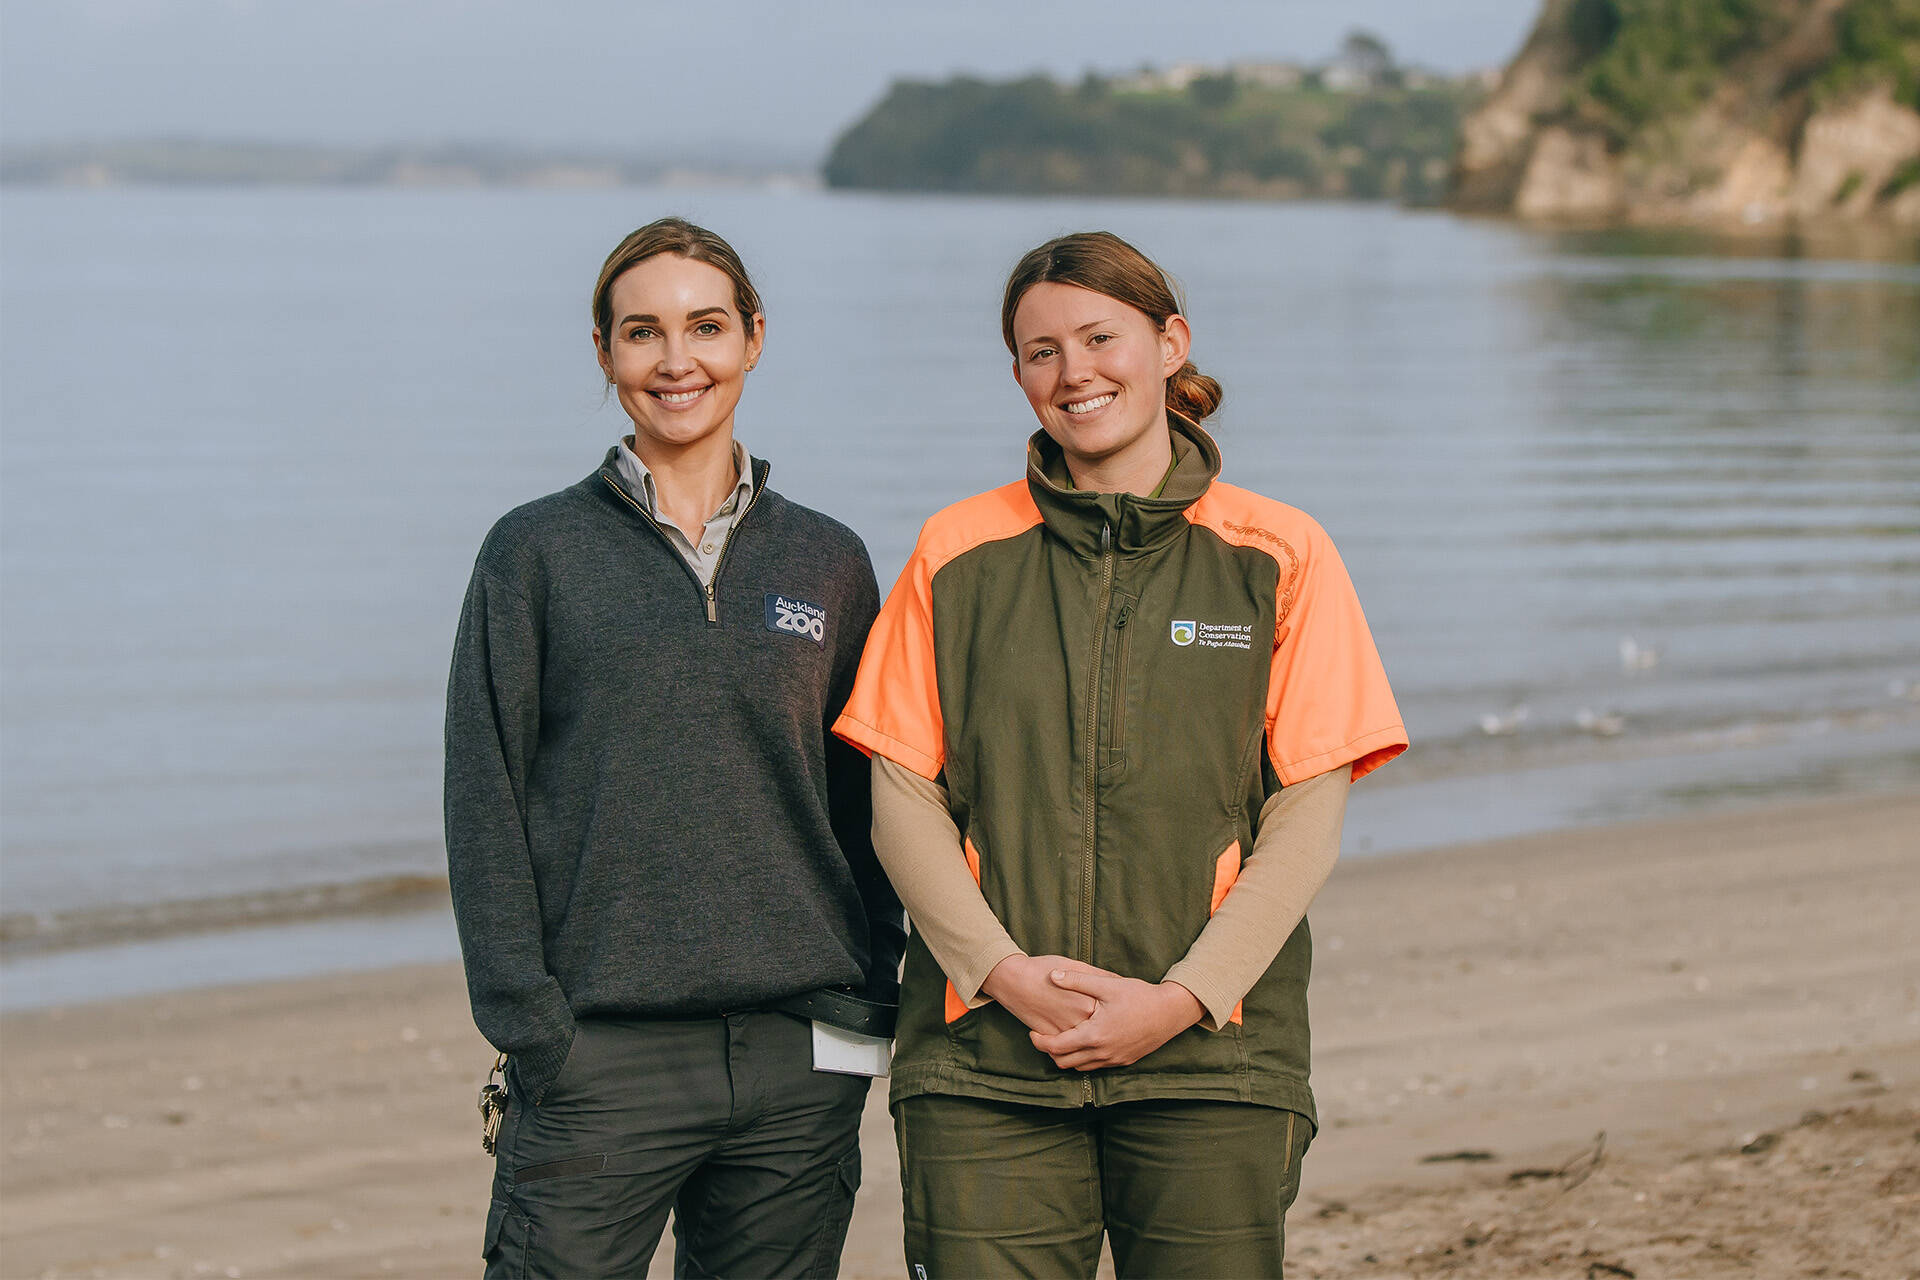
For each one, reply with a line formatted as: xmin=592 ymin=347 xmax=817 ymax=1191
xmin=2 ymin=187 xmax=1916 ymax=999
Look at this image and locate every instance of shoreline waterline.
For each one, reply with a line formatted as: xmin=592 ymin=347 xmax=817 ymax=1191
xmin=6 ymin=783 xmax=1914 ymax=1014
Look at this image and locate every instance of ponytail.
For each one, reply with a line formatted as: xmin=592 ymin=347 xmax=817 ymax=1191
xmin=1166 ymin=361 xmax=1223 ymax=422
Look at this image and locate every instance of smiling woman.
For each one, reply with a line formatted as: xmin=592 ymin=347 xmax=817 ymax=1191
xmin=590 ymin=221 xmax=765 ymax=540
xmin=445 ymin=216 xmax=903 ymax=1278
xmin=835 ymin=229 xmax=1407 ymax=1278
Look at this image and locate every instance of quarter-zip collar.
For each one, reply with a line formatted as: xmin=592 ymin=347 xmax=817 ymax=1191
xmin=595 ymin=445 xmax=770 ymax=518
xmin=1024 ymin=411 xmax=1222 ymax=560
xmin=593 ymin=447 xmax=772 ymax=623
xmin=611 ymin=436 xmax=755 ymax=534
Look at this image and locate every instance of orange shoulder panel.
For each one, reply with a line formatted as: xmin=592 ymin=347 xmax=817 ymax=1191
xmin=1186 ymin=484 xmax=1408 ymax=786
xmin=833 ymin=482 xmax=1042 ymax=780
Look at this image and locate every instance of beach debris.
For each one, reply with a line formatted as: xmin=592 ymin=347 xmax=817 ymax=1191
xmin=1587 ymin=1263 xmax=1636 ymax=1279
xmin=1740 ymin=1131 xmax=1779 ymax=1155
xmin=1508 ymin=1166 xmax=1561 ymax=1181
xmin=1575 ymin=707 xmax=1626 ymax=736
xmin=1559 ymin=1132 xmax=1607 ymax=1191
xmin=1478 ymin=703 xmax=1529 ymax=736
xmin=1313 ymin=1199 xmax=1352 ymax=1219
xmin=1420 ymin=1149 xmax=1497 ymax=1163
xmin=1619 ymin=636 xmax=1660 ymax=672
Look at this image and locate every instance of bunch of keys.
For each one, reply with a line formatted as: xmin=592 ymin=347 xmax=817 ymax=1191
xmin=478 ymin=1053 xmax=508 ymax=1155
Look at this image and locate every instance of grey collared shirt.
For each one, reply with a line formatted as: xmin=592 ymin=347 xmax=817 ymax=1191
xmin=612 ymin=438 xmax=754 ymax=587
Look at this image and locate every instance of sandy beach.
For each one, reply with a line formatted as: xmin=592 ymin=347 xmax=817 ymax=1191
xmin=4 ymin=790 xmax=1916 ymax=1279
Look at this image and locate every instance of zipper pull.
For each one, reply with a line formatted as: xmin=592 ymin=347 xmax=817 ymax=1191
xmin=1114 ymin=603 xmax=1132 ymax=629
xmin=1101 ymin=521 xmax=1112 ymax=554
xmin=705 ymin=582 xmax=718 ymax=623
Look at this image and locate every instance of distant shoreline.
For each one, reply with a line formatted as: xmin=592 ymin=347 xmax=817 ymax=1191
xmin=0 ymin=139 xmax=819 ymax=190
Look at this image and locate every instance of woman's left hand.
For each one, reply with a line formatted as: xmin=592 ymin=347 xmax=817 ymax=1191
xmin=1027 ymin=969 xmax=1205 ymax=1071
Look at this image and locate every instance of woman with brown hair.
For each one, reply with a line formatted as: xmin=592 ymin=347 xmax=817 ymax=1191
xmin=446 ymin=216 xmax=903 ymax=1278
xmin=835 ymin=230 xmax=1407 ymax=1277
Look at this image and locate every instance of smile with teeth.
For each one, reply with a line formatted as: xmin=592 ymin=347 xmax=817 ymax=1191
xmin=1063 ymin=393 xmax=1115 ymax=415
xmin=650 ymin=386 xmax=710 ymax=405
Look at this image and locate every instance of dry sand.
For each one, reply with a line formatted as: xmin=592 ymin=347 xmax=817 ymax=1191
xmin=4 ymin=790 xmax=1916 ymax=1279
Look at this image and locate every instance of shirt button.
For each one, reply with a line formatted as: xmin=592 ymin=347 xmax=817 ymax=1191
xmin=701 ymin=543 xmax=716 ymax=554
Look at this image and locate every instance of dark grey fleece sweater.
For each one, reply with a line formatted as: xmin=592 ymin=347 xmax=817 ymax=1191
xmin=445 ymin=450 xmax=904 ymax=1101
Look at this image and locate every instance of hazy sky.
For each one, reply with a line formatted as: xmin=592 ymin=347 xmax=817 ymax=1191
xmin=2 ymin=1 xmax=1540 ymax=163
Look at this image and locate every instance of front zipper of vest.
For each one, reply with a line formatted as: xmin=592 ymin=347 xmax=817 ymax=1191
xmin=1080 ymin=518 xmax=1116 ymax=1104
xmin=1109 ymin=601 xmax=1133 ymax=750
xmin=599 ymin=473 xmax=761 ymax=626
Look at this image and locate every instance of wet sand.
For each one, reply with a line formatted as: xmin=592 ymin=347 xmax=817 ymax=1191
xmin=4 ymin=790 xmax=1916 ymax=1279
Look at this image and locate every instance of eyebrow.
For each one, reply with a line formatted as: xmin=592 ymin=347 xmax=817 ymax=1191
xmin=1023 ymin=317 xmax=1121 ymax=346
xmin=618 ymin=307 xmax=731 ymax=325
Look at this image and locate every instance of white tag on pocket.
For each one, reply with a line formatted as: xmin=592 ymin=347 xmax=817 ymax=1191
xmin=811 ymin=1020 xmax=891 ymax=1077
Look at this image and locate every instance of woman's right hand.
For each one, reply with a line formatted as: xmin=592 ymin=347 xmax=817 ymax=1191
xmin=979 ymin=953 xmax=1099 ymax=1034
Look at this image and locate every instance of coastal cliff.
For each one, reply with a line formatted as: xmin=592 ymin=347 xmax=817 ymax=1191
xmin=1452 ymin=0 xmax=1920 ymax=227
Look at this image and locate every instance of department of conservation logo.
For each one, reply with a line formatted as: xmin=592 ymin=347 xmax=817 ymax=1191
xmin=1170 ymin=619 xmax=1254 ymax=651
xmin=764 ymin=593 xmax=826 ymax=645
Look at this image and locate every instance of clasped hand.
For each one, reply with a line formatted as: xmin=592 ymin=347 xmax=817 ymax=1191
xmin=978 ymin=953 xmax=1204 ymax=1072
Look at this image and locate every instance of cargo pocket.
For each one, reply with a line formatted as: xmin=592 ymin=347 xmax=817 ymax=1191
xmin=806 ymin=1149 xmax=862 ymax=1277
xmin=483 ymin=1197 xmax=531 ymax=1278
xmin=1277 ymin=1109 xmax=1313 ymax=1216
xmin=513 ymin=1153 xmax=609 ymax=1185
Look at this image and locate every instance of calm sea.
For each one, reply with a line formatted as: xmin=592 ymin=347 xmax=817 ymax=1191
xmin=2 ymin=187 xmax=1916 ymax=1003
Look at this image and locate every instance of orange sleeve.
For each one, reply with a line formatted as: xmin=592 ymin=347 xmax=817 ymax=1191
xmin=833 ymin=533 xmax=946 ymax=780
xmin=1266 ymin=523 xmax=1407 ymax=786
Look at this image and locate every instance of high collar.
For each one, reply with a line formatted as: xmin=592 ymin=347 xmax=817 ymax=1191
xmin=610 ymin=436 xmax=755 ymax=523
xmin=595 ymin=446 xmax=770 ymax=511
xmin=1025 ymin=412 xmax=1221 ymax=559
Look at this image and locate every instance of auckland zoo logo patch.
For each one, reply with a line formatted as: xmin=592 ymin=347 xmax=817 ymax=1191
xmin=1171 ymin=618 xmax=1254 ymax=651
xmin=764 ymin=593 xmax=826 ymax=644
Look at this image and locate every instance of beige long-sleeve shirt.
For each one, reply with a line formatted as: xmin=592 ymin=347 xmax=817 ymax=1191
xmin=871 ymin=756 xmax=1349 ymax=1031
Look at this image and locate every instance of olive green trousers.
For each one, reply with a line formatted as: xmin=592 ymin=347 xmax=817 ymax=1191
xmin=896 ymin=1094 xmax=1312 ymax=1279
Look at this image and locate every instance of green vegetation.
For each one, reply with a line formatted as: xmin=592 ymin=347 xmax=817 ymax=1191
xmin=1558 ymin=0 xmax=1920 ymax=138
xmin=1570 ymin=0 xmax=1795 ymax=139
xmin=822 ymin=65 xmax=1479 ymax=203
xmin=1880 ymin=155 xmax=1920 ymax=195
xmin=1818 ymin=0 xmax=1920 ymax=108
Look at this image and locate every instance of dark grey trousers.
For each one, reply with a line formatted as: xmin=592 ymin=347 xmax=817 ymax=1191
xmin=484 ymin=1011 xmax=870 ymax=1279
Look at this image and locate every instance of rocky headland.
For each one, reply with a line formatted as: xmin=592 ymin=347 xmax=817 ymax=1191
xmin=1452 ymin=0 xmax=1920 ymax=228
